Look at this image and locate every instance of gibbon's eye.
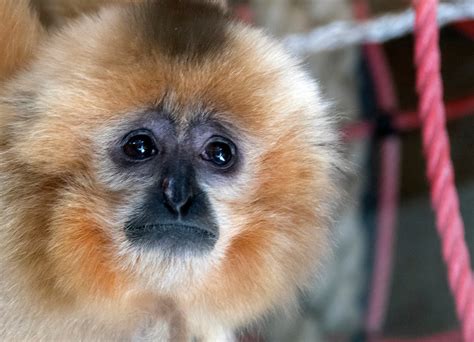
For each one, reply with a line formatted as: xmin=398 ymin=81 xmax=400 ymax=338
xmin=122 ymin=130 xmax=158 ymax=161
xmin=201 ymin=137 xmax=236 ymax=168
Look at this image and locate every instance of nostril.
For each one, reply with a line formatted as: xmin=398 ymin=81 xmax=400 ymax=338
xmin=164 ymin=192 xmax=193 ymax=216
xmin=163 ymin=198 xmax=179 ymax=215
xmin=178 ymin=196 xmax=192 ymax=216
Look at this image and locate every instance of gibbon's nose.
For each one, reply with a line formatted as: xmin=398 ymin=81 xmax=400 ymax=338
xmin=162 ymin=175 xmax=193 ymax=216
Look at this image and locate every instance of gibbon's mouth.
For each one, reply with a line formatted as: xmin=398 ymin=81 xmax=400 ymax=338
xmin=125 ymin=223 xmax=218 ymax=252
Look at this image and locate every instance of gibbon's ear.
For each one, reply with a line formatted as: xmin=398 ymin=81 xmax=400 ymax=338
xmin=34 ymin=0 xmax=229 ymax=27
xmin=0 ymin=0 xmax=44 ymax=82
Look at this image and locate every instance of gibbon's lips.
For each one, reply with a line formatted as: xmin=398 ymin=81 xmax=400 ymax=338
xmin=125 ymin=222 xmax=218 ymax=252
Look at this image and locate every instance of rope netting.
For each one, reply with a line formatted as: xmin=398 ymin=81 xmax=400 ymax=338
xmin=234 ymin=1 xmax=474 ymax=340
xmin=283 ymin=0 xmax=474 ymax=339
xmin=302 ymin=0 xmax=474 ymax=339
xmin=413 ymin=0 xmax=474 ymax=340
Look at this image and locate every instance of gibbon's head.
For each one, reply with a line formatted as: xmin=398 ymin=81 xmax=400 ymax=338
xmin=0 ymin=0 xmax=344 ymax=328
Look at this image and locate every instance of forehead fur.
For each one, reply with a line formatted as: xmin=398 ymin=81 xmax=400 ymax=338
xmin=129 ymin=0 xmax=230 ymax=59
xmin=5 ymin=1 xmax=326 ymax=171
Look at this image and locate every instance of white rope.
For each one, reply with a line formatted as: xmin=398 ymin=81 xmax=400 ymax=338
xmin=283 ymin=1 xmax=474 ymax=55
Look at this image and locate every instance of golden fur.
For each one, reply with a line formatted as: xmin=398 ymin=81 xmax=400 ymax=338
xmin=0 ymin=0 xmax=44 ymax=81
xmin=0 ymin=0 xmax=345 ymax=340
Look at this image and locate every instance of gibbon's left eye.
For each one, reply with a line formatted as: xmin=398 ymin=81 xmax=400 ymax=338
xmin=201 ymin=137 xmax=236 ymax=168
xmin=122 ymin=130 xmax=158 ymax=161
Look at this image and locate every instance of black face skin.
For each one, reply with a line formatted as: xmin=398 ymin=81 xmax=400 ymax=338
xmin=124 ymin=171 xmax=219 ymax=254
xmin=115 ymin=109 xmax=239 ymax=255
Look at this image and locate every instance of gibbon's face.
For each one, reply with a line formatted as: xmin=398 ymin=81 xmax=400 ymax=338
xmin=0 ymin=0 xmax=342 ymax=324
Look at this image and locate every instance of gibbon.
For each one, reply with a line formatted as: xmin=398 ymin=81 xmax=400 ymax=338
xmin=0 ymin=0 xmax=345 ymax=340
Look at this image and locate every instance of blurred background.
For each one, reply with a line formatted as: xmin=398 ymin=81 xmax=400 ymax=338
xmin=228 ymin=0 xmax=474 ymax=341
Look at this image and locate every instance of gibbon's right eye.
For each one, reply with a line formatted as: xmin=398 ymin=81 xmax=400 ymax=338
xmin=122 ymin=130 xmax=158 ymax=161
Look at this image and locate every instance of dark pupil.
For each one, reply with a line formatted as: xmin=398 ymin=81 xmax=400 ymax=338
xmin=123 ymin=135 xmax=156 ymax=160
xmin=206 ymin=142 xmax=232 ymax=166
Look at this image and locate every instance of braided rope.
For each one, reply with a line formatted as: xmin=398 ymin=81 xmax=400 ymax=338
xmin=413 ymin=0 xmax=474 ymax=340
xmin=284 ymin=2 xmax=474 ymax=54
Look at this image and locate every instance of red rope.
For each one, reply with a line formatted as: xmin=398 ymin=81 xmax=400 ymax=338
xmin=454 ymin=21 xmax=474 ymax=40
xmin=395 ymin=95 xmax=474 ymax=132
xmin=353 ymin=0 xmax=401 ymax=337
xmin=343 ymin=94 xmax=474 ymax=142
xmin=368 ymin=137 xmax=401 ymax=337
xmin=413 ymin=0 xmax=474 ymax=340
xmin=378 ymin=330 xmax=463 ymax=342
xmin=364 ymin=42 xmax=401 ymax=338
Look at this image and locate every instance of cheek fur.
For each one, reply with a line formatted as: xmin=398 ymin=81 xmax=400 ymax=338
xmin=182 ymin=133 xmax=333 ymax=326
xmin=47 ymin=186 xmax=131 ymax=299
